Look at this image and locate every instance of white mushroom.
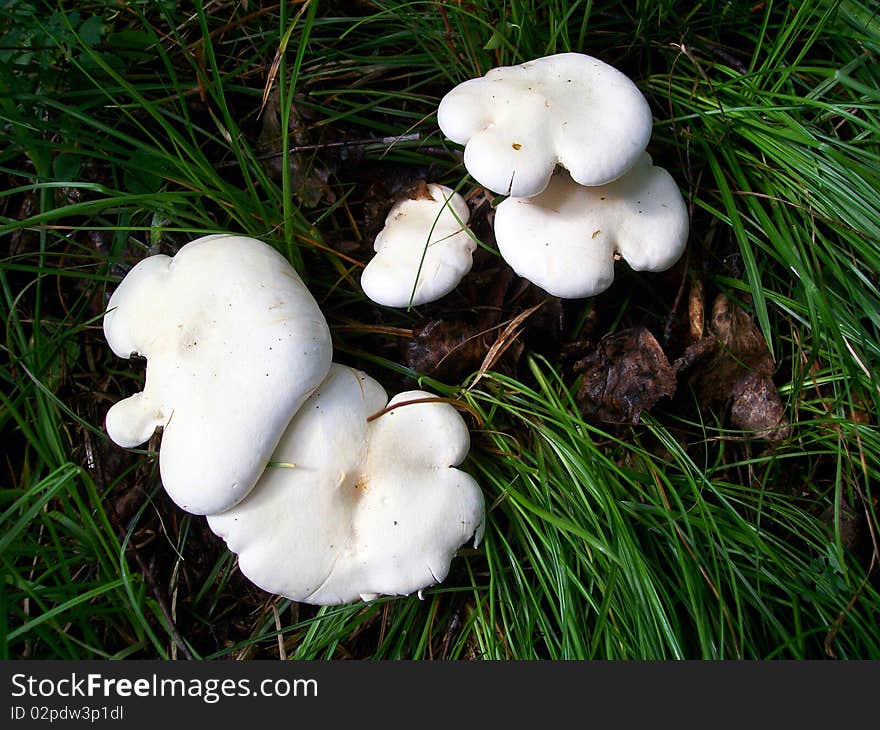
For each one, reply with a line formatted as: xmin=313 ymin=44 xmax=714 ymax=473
xmin=360 ymin=183 xmax=475 ymax=307
xmin=437 ymin=52 xmax=653 ymax=197
xmin=493 ymin=153 xmax=689 ymax=299
xmin=207 ymin=364 xmax=485 ymax=605
xmin=103 ymin=233 xmax=333 ymax=515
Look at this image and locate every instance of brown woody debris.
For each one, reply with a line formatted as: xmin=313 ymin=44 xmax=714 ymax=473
xmin=678 ymin=292 xmax=790 ymax=440
xmin=405 ymin=319 xmax=488 ymax=382
xmin=575 ymin=326 xmax=677 ymax=424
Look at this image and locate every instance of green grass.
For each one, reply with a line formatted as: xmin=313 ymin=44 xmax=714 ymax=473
xmin=1 ymin=0 xmax=878 ymax=659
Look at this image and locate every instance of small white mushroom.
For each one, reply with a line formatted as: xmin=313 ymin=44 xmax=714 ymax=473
xmin=207 ymin=364 xmax=485 ymax=605
xmin=437 ymin=52 xmax=653 ymax=197
xmin=493 ymin=154 xmax=689 ymax=299
xmin=103 ymin=233 xmax=333 ymax=515
xmin=360 ymin=183 xmax=475 ymax=307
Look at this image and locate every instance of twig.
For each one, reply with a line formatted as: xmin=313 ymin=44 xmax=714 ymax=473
xmin=466 ymin=301 xmax=545 ymax=392
xmin=216 ymin=133 xmax=421 ymax=168
xmin=367 ymin=396 xmax=484 ymax=427
xmin=272 ymin=603 xmax=287 ymax=661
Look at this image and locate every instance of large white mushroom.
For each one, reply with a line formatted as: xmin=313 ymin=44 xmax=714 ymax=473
xmin=437 ymin=52 xmax=653 ymax=197
xmin=103 ymin=233 xmax=333 ymax=515
xmin=207 ymin=363 xmax=485 ymax=605
xmin=360 ymin=183 xmax=475 ymax=308
xmin=493 ymin=153 xmax=689 ymax=299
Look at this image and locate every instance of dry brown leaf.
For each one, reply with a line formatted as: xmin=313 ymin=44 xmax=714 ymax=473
xmin=467 ymin=302 xmax=545 ymax=391
xmin=405 ymin=319 xmax=488 ymax=383
xmin=575 ymin=326 xmax=677 ymax=424
xmin=682 ymin=293 xmax=791 ymax=440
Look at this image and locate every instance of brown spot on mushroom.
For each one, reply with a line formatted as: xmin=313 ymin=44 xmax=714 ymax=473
xmin=512 ymin=142 xmax=522 ymax=150
xmin=592 ymin=230 xmax=601 ymax=239
xmin=353 ymin=477 xmax=369 ymax=493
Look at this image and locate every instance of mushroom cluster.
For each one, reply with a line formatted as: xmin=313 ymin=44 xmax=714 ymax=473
xmin=360 ymin=52 xmax=688 ymax=308
xmin=104 ymin=51 xmax=689 ymax=608
xmin=208 ymin=364 xmax=484 ymax=605
xmin=103 ymin=234 xmax=485 ymax=605
xmin=437 ymin=52 xmax=690 ymax=299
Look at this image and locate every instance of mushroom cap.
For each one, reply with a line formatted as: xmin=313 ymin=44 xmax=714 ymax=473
xmin=207 ymin=364 xmax=485 ymax=605
xmin=437 ymin=52 xmax=653 ymax=197
xmin=103 ymin=233 xmax=333 ymax=515
xmin=493 ymin=154 xmax=689 ymax=299
xmin=360 ymin=184 xmax=475 ymax=307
